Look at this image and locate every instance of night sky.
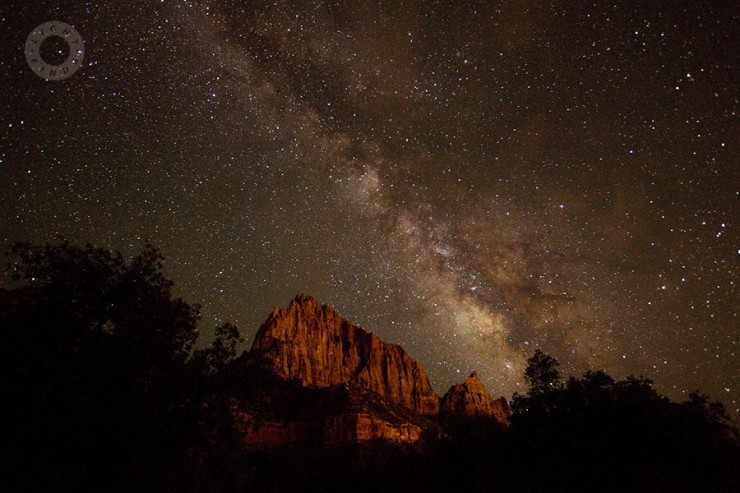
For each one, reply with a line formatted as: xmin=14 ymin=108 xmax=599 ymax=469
xmin=1 ymin=1 xmax=737 ymax=413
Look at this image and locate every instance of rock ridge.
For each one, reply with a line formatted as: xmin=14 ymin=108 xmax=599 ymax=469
xmin=441 ymin=371 xmax=512 ymax=424
xmin=250 ymin=294 xmax=441 ymax=415
xmin=246 ymin=294 xmax=512 ymax=446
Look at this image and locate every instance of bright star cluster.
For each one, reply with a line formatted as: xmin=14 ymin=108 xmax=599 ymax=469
xmin=1 ymin=1 xmax=736 ymax=413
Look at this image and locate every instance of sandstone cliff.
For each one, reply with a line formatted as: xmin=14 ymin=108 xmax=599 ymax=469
xmin=323 ymin=414 xmax=423 ymax=446
xmin=230 ymin=378 xmax=433 ymax=448
xmin=250 ymin=294 xmax=440 ymax=415
xmin=239 ymin=294 xmax=512 ymax=447
xmin=441 ymin=371 xmax=512 ymax=424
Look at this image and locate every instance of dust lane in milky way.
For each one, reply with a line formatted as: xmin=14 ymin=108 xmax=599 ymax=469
xmin=0 ymin=1 xmax=736 ymax=411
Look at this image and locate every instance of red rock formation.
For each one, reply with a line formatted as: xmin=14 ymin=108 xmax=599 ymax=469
xmin=233 ymin=411 xmax=321 ymax=450
xmin=233 ymin=409 xmax=422 ymax=448
xmin=441 ymin=371 xmax=512 ymax=425
xmin=250 ymin=294 xmax=440 ymax=415
xmin=323 ymin=414 xmax=422 ymax=446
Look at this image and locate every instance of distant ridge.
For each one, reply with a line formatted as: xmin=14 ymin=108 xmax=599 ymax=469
xmin=236 ymin=294 xmax=510 ymax=447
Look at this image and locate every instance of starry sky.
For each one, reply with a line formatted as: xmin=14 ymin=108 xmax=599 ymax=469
xmin=1 ymin=1 xmax=737 ymax=413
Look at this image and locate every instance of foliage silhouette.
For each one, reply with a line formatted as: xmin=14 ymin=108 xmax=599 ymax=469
xmin=2 ymin=240 xmax=737 ymax=492
xmin=523 ymin=348 xmax=562 ymax=395
xmin=1 ymin=239 xmax=240 ymax=492
xmin=510 ymin=350 xmax=739 ymax=492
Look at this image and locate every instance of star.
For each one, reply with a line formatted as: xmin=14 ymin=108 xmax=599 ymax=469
xmin=0 ymin=0 xmax=736 ymax=415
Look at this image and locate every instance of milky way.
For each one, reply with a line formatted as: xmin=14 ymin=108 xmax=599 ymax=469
xmin=1 ymin=1 xmax=737 ymax=412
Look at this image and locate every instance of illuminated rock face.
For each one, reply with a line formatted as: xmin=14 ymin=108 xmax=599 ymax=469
xmin=251 ymin=294 xmax=440 ymax=416
xmin=233 ymin=410 xmax=424 ymax=449
xmin=323 ymin=414 xmax=423 ymax=446
xmin=441 ymin=372 xmax=512 ymax=425
xmin=233 ymin=411 xmax=321 ymax=450
xmin=241 ymin=294 xmax=511 ymax=447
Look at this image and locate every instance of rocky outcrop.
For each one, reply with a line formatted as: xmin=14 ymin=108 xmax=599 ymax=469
xmin=441 ymin=371 xmax=512 ymax=424
xmin=251 ymin=294 xmax=440 ymax=415
xmin=238 ymin=294 xmax=512 ymax=448
xmin=233 ymin=411 xmax=321 ymax=450
xmin=233 ymin=411 xmax=422 ymax=449
xmin=323 ymin=414 xmax=422 ymax=446
xmin=230 ymin=382 xmax=429 ymax=448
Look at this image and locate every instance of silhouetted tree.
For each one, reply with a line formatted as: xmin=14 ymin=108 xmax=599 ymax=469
xmin=190 ymin=323 xmax=242 ymax=377
xmin=523 ymin=348 xmax=562 ymax=395
xmin=3 ymin=243 xmax=737 ymax=493
xmin=509 ymin=350 xmax=739 ymax=492
xmin=1 ymin=239 xmax=240 ymax=492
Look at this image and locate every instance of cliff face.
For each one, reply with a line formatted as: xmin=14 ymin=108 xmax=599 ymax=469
xmin=233 ymin=410 xmax=322 ymax=450
xmin=250 ymin=294 xmax=440 ymax=415
xmin=441 ymin=371 xmax=512 ymax=424
xmin=240 ymin=295 xmax=511 ymax=447
xmin=323 ymin=414 xmax=423 ymax=446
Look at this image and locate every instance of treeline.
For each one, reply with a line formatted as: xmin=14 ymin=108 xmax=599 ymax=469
xmin=430 ymin=350 xmax=739 ymax=492
xmin=2 ymin=240 xmax=737 ymax=492
xmin=1 ymin=240 xmax=241 ymax=492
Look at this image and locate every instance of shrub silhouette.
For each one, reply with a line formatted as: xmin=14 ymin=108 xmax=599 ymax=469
xmin=2 ymin=240 xmax=736 ymax=492
xmin=510 ymin=350 xmax=739 ymax=492
xmin=2 ymin=239 xmax=239 ymax=492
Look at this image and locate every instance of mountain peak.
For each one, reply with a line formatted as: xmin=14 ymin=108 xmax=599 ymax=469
xmin=291 ymin=293 xmax=320 ymax=306
xmin=239 ymin=295 xmax=511 ymax=447
xmin=250 ymin=295 xmax=440 ymax=415
xmin=442 ymin=370 xmax=512 ymax=423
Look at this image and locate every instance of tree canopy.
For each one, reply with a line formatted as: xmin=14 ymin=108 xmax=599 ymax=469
xmin=523 ymin=348 xmax=562 ymax=395
xmin=2 ymin=240 xmax=736 ymax=492
xmin=2 ymin=239 xmax=240 ymax=492
xmin=509 ymin=350 xmax=739 ymax=492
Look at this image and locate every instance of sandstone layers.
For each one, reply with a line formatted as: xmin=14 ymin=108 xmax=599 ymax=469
xmin=251 ymin=294 xmax=440 ymax=415
xmin=441 ymin=371 xmax=512 ymax=423
xmin=241 ymin=294 xmax=510 ymax=446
